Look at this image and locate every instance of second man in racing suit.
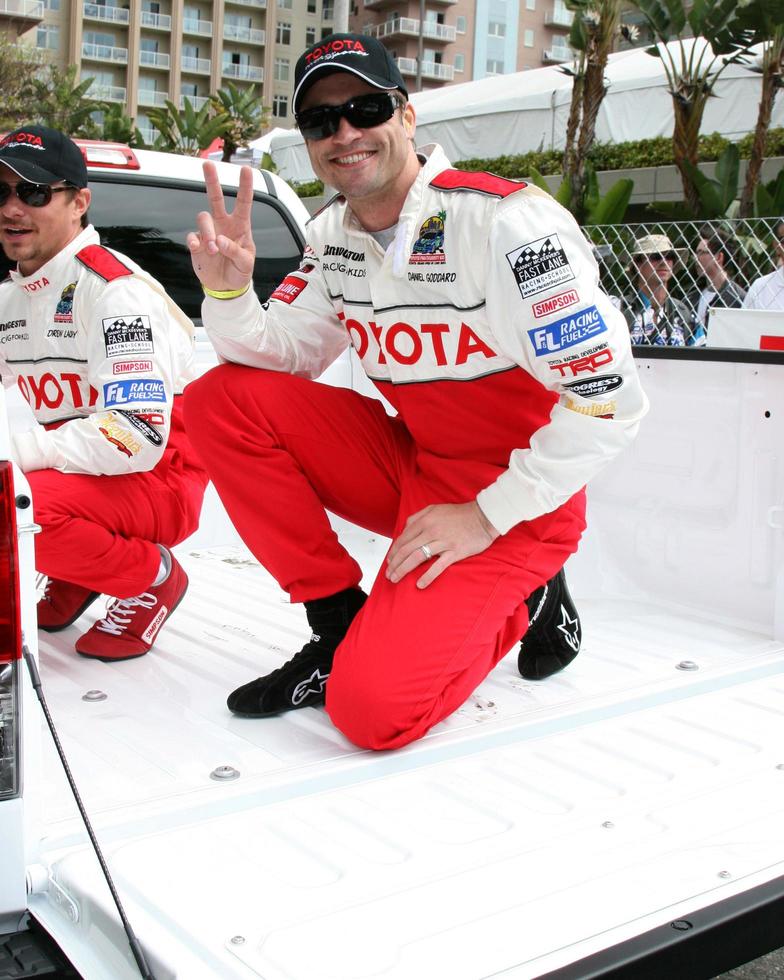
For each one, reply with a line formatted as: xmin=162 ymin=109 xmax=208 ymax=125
xmin=0 ymin=125 xmax=208 ymax=660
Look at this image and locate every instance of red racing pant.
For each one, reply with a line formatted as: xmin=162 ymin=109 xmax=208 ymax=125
xmin=184 ymin=365 xmax=586 ymax=750
xmin=29 ymin=397 xmax=208 ymax=598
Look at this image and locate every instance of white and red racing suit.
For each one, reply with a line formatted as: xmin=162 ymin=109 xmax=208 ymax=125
xmin=0 ymin=225 xmax=208 ymax=597
xmin=185 ymin=144 xmax=648 ymax=748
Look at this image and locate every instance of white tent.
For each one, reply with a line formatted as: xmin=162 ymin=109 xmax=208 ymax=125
xmin=270 ymin=40 xmax=782 ymax=183
xmin=208 ymin=127 xmax=291 ymax=166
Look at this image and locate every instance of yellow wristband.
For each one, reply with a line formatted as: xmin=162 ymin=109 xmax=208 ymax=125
xmin=202 ymin=283 xmax=251 ymax=300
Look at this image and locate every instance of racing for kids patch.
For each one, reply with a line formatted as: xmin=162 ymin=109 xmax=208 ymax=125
xmin=506 ymin=234 xmax=575 ymax=298
xmin=102 ymin=315 xmax=154 ymax=357
xmin=103 ymin=378 xmax=166 ymax=406
xmin=527 ymin=305 xmax=607 ymax=356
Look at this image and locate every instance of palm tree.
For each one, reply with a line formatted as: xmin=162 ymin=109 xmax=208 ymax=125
xmin=734 ymin=0 xmax=784 ymax=217
xmin=632 ymin=0 xmax=752 ymax=214
xmin=210 ymin=82 xmax=268 ymax=162
xmin=100 ymin=104 xmax=146 ymax=148
xmin=560 ymin=0 xmax=633 ymax=219
xmin=29 ymin=64 xmax=107 ymax=137
xmin=147 ymin=98 xmax=231 ymax=156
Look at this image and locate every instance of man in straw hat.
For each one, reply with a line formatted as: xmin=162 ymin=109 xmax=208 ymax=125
xmin=623 ymin=233 xmax=704 ymax=346
xmin=184 ymin=32 xmax=649 ymax=750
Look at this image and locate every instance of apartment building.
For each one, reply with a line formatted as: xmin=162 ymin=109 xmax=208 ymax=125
xmin=349 ymin=0 xmax=577 ymax=93
xmin=1 ymin=0 xmax=625 ymax=135
xmin=2 ymin=0 xmax=340 ymax=138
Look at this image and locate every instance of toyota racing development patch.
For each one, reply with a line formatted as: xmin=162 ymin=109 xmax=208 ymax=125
xmin=103 ymin=379 xmax=166 ymax=406
xmin=506 ymin=234 xmax=575 ymax=299
xmin=527 ymin=305 xmax=607 ymax=357
xmin=102 ymin=315 xmax=154 ymax=357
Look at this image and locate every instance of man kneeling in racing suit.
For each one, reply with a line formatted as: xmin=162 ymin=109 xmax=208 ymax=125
xmin=0 ymin=126 xmax=207 ymax=660
xmin=184 ymin=34 xmax=648 ymax=749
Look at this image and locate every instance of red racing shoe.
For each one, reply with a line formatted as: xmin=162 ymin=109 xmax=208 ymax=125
xmin=75 ymin=554 xmax=188 ymax=662
xmin=38 ymin=579 xmax=100 ymax=632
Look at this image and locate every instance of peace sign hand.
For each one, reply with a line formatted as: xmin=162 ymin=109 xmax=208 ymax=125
xmin=187 ymin=161 xmax=256 ymax=292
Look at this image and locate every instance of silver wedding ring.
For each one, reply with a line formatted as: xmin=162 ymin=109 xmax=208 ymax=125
xmin=420 ymin=543 xmax=433 ymax=560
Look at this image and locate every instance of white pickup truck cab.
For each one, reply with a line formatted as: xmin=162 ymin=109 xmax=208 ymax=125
xmin=2 ymin=145 xmax=784 ymax=980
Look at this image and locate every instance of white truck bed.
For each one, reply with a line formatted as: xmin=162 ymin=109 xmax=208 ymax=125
xmin=22 ymin=353 xmax=784 ymax=979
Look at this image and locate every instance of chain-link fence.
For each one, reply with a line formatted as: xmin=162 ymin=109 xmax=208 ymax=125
xmin=584 ymin=218 xmax=784 ymax=347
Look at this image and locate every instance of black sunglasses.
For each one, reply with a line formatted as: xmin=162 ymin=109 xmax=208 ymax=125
xmin=296 ymin=92 xmax=402 ymax=141
xmin=0 ymin=181 xmax=74 ymax=208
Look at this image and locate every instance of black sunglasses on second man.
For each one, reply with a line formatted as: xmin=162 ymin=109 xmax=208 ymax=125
xmin=0 ymin=180 xmax=74 ymax=208
xmin=296 ymin=92 xmax=402 ymax=141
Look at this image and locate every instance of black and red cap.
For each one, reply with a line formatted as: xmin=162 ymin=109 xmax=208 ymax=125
xmin=0 ymin=125 xmax=88 ymax=188
xmin=293 ymin=33 xmax=408 ymax=114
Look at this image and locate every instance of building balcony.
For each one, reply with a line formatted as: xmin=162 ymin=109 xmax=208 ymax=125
xmin=225 ymin=0 xmax=266 ymax=7
xmin=544 ymin=6 xmax=573 ymax=27
xmin=90 ymin=83 xmax=126 ymax=102
xmin=183 ymin=17 xmax=212 ymax=37
xmin=82 ymin=41 xmax=128 ymax=64
xmin=542 ymin=45 xmax=572 ymax=63
xmin=223 ymin=24 xmax=265 ymax=45
xmin=180 ymin=94 xmax=210 ymax=110
xmin=140 ymin=10 xmax=171 ymax=30
xmin=138 ymin=126 xmax=157 ymax=145
xmin=395 ymin=56 xmax=454 ymax=81
xmin=221 ymin=62 xmax=264 ymax=81
xmin=0 ymin=0 xmax=44 ymax=30
xmin=365 ymin=17 xmax=456 ymax=42
xmin=182 ymin=55 xmax=211 ymax=73
xmin=137 ymin=89 xmax=169 ymax=107
xmin=139 ymin=49 xmax=170 ymax=69
xmin=83 ymin=2 xmax=129 ymax=24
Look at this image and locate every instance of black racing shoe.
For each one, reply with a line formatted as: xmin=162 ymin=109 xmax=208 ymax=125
xmin=227 ymin=587 xmax=367 ymax=717
xmin=518 ymin=569 xmax=582 ymax=680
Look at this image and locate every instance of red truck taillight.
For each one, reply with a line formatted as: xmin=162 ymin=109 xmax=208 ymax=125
xmin=0 ymin=461 xmax=22 ymax=665
xmin=0 ymin=461 xmax=21 ymax=800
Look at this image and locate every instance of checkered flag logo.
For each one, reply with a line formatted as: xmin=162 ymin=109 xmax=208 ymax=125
xmin=108 ymin=316 xmax=144 ymax=332
xmin=514 ymin=238 xmax=557 ymax=270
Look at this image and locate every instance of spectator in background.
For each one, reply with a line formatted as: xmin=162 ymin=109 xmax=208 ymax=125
xmin=691 ymin=228 xmax=746 ymax=333
xmin=622 ymin=234 xmax=705 ymax=347
xmin=743 ymin=219 xmax=784 ymax=311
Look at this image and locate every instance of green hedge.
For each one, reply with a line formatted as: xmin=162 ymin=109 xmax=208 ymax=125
xmin=454 ymin=128 xmax=784 ymax=179
xmin=288 ymin=128 xmax=784 ymax=197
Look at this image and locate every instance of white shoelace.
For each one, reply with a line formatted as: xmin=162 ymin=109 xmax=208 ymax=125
xmin=96 ymin=593 xmax=157 ymax=636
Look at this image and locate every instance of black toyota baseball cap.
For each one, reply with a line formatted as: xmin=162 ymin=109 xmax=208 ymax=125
xmin=0 ymin=125 xmax=88 ymax=188
xmin=293 ymin=33 xmax=408 ymax=115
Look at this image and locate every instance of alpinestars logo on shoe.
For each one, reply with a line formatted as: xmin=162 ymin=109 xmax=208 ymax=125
xmin=291 ymin=667 xmax=329 ymax=706
xmin=557 ymin=605 xmax=580 ymax=652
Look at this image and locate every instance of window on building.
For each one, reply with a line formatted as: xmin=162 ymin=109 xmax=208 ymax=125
xmin=141 ymin=37 xmax=159 ymax=52
xmin=183 ymin=43 xmax=200 ymax=59
xmin=307 ymin=0 xmax=317 ymax=10
xmin=321 ymin=26 xmax=332 ymax=39
xmin=273 ymin=95 xmax=288 ymax=118
xmin=142 ymin=0 xmax=160 ymax=10
xmin=526 ymin=0 xmax=535 ymax=8
xmin=44 ymin=0 xmax=60 ymax=9
xmin=524 ymin=28 xmax=534 ymax=46
xmin=454 ymin=53 xmax=464 ymax=72
xmin=278 ymin=0 xmax=293 ymax=8
xmin=486 ymin=57 xmax=504 ymax=74
xmin=322 ymin=2 xmax=334 ymax=20
xmin=36 ymin=24 xmax=60 ymax=48
xmin=488 ymin=21 xmax=505 ymax=37
xmin=276 ymin=21 xmax=291 ymax=43
xmin=138 ymin=75 xmax=158 ymax=90
xmin=181 ymin=81 xmax=198 ymax=96
xmin=274 ymin=57 xmax=290 ymax=81
xmin=456 ymin=15 xmax=466 ymax=33
xmin=84 ymin=30 xmax=115 ymax=45
xmin=306 ymin=26 xmax=316 ymax=45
